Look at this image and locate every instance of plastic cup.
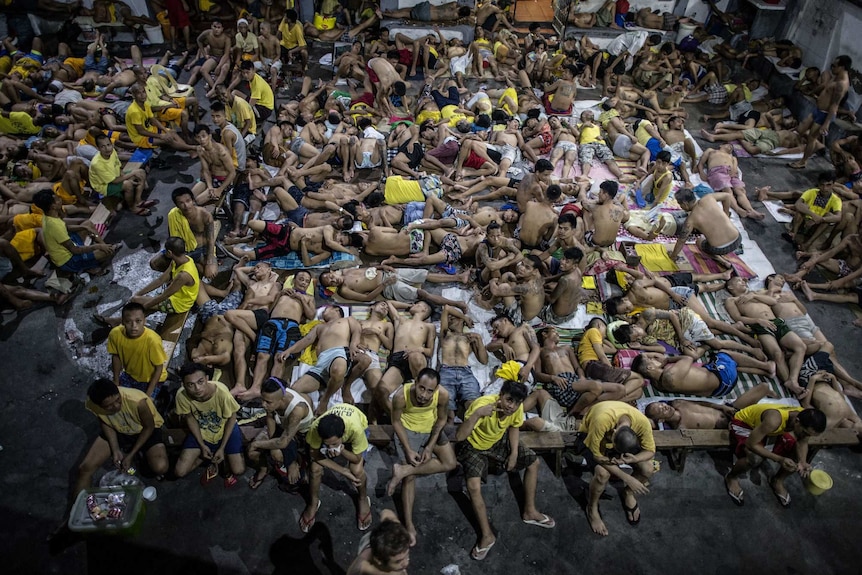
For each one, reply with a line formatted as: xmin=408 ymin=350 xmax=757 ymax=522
xmin=142 ymin=486 xmax=157 ymax=502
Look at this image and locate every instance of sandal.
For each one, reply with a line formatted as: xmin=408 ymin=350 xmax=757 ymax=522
xmin=769 ymin=477 xmax=791 ymax=507
xmin=299 ymin=500 xmax=321 ymax=533
xmin=200 ymin=463 xmax=218 ymax=486
xmin=622 ymin=501 xmax=641 ymax=526
xmin=248 ymin=469 xmax=267 ymax=490
xmin=133 ymin=207 xmax=152 ymax=217
xmin=471 ymin=538 xmax=496 ymax=561
xmin=357 ymin=496 xmax=372 ymax=531
xmin=137 ymin=199 xmax=160 ymax=209
xmin=724 ymin=474 xmax=744 ymax=507
xmin=224 ymin=474 xmax=238 ymax=488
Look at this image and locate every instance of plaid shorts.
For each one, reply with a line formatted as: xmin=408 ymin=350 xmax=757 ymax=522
xmin=543 ymin=372 xmax=580 ymax=410
xmin=456 ymin=436 xmax=537 ymax=481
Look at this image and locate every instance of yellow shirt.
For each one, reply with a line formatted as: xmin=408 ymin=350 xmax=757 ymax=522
xmin=85 ymin=387 xmax=164 ymax=435
xmin=175 ymin=381 xmax=239 ymax=444
xmin=578 ymin=123 xmax=602 ymax=145
xmin=734 ymin=404 xmax=802 ymax=435
xmin=580 ymin=401 xmax=656 ymax=457
xmin=229 ymin=96 xmax=257 ymax=135
xmin=577 ymin=327 xmax=603 ymax=365
xmin=498 ymin=87 xmax=518 ymax=116
xmin=400 ymin=383 xmax=438 ymax=434
xmin=248 ymin=73 xmax=274 ymax=110
xmin=634 ymin=120 xmax=656 ymax=145
xmin=167 ymin=207 xmax=198 ymax=251
xmin=598 ymin=108 xmax=619 ymax=129
xmin=11 ymin=228 xmax=38 ymax=261
xmin=800 ymin=188 xmax=842 ymax=218
xmin=13 ymin=212 xmax=42 ymax=232
xmin=169 ymin=256 xmax=200 ymax=313
xmin=278 ymin=20 xmax=306 ymax=49
xmin=442 ymin=104 xmax=468 ymax=128
xmin=235 ymin=31 xmax=259 ymax=55
xmin=383 ymin=176 xmax=424 ymax=204
xmin=89 ymin=150 xmax=122 ymax=194
xmin=107 ymin=326 xmax=168 ymax=384
xmin=306 ymin=403 xmax=369 ymax=454
xmin=42 ymin=215 xmax=73 ymax=267
xmin=0 ymin=111 xmax=40 ymax=135
xmin=126 ymin=100 xmax=155 ymax=144
xmin=464 ymin=394 xmax=524 ymax=451
xmin=416 ymin=109 xmax=442 ymax=125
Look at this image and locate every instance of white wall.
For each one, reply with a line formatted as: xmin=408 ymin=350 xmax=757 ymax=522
xmin=782 ymin=0 xmax=862 ymax=71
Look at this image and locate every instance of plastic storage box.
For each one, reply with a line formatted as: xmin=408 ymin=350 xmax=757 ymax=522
xmin=68 ymin=486 xmax=143 ymax=533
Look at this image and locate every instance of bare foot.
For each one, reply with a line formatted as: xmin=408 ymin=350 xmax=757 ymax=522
xmin=783 ymin=380 xmax=810 ymax=400
xmin=766 ymin=360 xmax=776 ymax=379
xmin=237 ymin=386 xmax=262 ymax=402
xmin=700 ymin=128 xmax=715 ymax=142
xmin=800 ymin=281 xmax=815 ymax=302
xmin=586 ymin=506 xmax=608 ymax=536
xmin=747 ymin=210 xmax=765 ymax=221
xmin=455 ymin=270 xmax=470 ymax=284
xmin=230 ymin=384 xmax=248 ymax=398
xmin=387 ymin=463 xmax=407 ymax=496
xmin=788 ymin=161 xmax=806 ymax=169
xmin=854 ymin=318 xmax=862 ymax=328
xmin=755 ymin=186 xmax=771 ymax=201
xmin=10 ymin=296 xmax=33 ymax=311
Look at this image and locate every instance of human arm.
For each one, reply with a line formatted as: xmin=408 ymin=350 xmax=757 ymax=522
xmin=145 ymin=364 xmax=164 ymax=399
xmin=277 ymin=325 xmax=320 ymax=362
xmin=391 ymin=392 xmax=420 ymax=465
xmin=668 ymin=217 xmax=695 ymax=260
xmin=111 ymin=354 xmax=123 ymax=386
xmin=212 ymin=413 xmax=238 ymax=465
xmin=120 ymin=400 xmax=158 ymax=470
xmin=506 ymin=425 xmax=520 ymax=471
xmin=251 ymin=404 xmax=309 ymax=451
xmin=132 ymin=270 xmax=194 ymax=309
xmin=133 ymin=268 xmax=173 ymax=299
xmin=184 ymin=413 xmax=212 ymax=460
xmin=454 ymin=402 xmax=495 ymax=442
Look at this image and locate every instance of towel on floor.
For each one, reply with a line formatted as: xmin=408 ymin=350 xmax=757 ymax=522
xmin=763 ymin=200 xmax=794 ymax=223
xmin=635 ymin=243 xmax=678 ymax=272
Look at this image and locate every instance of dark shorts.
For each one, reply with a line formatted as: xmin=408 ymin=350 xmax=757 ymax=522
xmin=799 ymin=351 xmax=834 ymax=388
xmin=59 ymin=233 xmax=97 ymax=273
xmin=255 ymin=222 xmax=292 ymax=261
xmin=812 ymin=108 xmax=829 ymax=125
xmin=739 ymin=109 xmax=761 ymax=124
xmin=232 ymin=181 xmax=252 ymax=209
xmin=705 ymin=352 xmax=738 ymax=397
xmin=439 ymin=365 xmax=481 ymax=411
xmin=456 ymin=436 xmax=537 ymax=481
xmin=543 ymin=372 xmax=581 ymax=409
xmin=106 ymin=181 xmax=125 ymax=198
xmin=385 ymin=350 xmax=415 ymax=382
xmin=431 ymin=86 xmax=460 ymax=109
xmin=256 ymin=318 xmax=302 ymax=355
xmin=118 ymin=371 xmax=164 ymax=401
xmin=750 ymin=318 xmax=792 ymax=341
xmin=182 ymin=424 xmax=243 ymax=455
xmin=664 ymin=272 xmax=696 ymax=291
xmin=584 ymin=360 xmax=630 ymax=384
xmin=427 ymin=140 xmax=460 ymax=165
xmin=101 ymin=426 xmax=166 ymax=454
xmin=702 ymin=233 xmax=742 ymax=256
xmin=253 ymin=308 xmax=270 ymax=330
xmin=439 ymin=233 xmax=463 ymax=264
xmin=410 ymin=1 xmax=432 ymax=21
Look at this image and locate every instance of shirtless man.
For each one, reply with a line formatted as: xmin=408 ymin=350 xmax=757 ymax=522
xmin=486 ymin=314 xmax=540 ymax=384
xmin=787 ymin=233 xmax=862 ymax=288
xmin=489 ymin=255 xmax=546 ymax=323
xmin=543 ymin=66 xmax=577 ymax=115
xmin=223 ymin=218 xmax=357 ymax=265
xmin=517 ymin=186 xmax=560 ymax=249
xmin=583 ymin=180 xmax=629 ymax=249
xmin=223 ymin=262 xmax=282 ymax=395
xmin=662 ymin=115 xmax=696 ymax=185
xmin=645 ymin=383 xmax=775 ymax=429
xmin=280 ymin=305 xmax=362 ymax=415
xmin=381 ymin=2 xmax=472 ymax=23
xmin=701 ymin=125 xmax=802 ymax=157
xmin=151 ymin=187 xmax=218 ymax=279
xmin=376 ymin=301 xmax=436 ymax=414
xmin=364 ymin=57 xmax=404 ymax=117
xmin=724 ymin=276 xmax=816 ymax=398
xmin=320 ymin=266 xmax=467 ymax=309
xmin=536 ymin=326 xmax=624 ymax=415
xmin=258 ymin=22 xmax=283 ymax=95
xmin=475 ymin=221 xmax=524 ymax=287
xmin=186 ymin=21 xmax=233 ymax=95
xmin=632 ymin=351 xmax=774 ymax=397
xmin=804 ymin=369 xmax=862 ymax=432
xmin=239 ymin=270 xmax=317 ymax=401
xmin=350 ymin=301 xmax=394 ymax=407
xmin=669 ymin=188 xmax=742 ymax=268
xmin=191 ymin=125 xmax=237 ymax=207
xmin=540 ymin=247 xmax=584 ymax=324
xmin=516 ymin=159 xmax=553 ymax=212
xmin=790 ymin=55 xmax=852 ymax=169
xmin=698 ymin=144 xmax=763 ymax=220
xmin=437 ymin=305 xmax=488 ymax=422
xmin=489 ymin=117 xmax=530 ymax=174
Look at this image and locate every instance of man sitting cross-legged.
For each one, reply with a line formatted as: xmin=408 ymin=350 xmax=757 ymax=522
xmin=386 ymin=368 xmax=457 ymax=546
xmin=455 ymin=379 xmax=556 ymax=561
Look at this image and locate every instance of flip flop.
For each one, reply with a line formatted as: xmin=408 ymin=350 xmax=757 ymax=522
xmin=357 ymin=496 xmax=372 ymax=531
xmin=92 ymin=313 xmax=112 ymax=328
xmin=133 ymin=207 xmax=152 ymax=217
xmin=522 ymin=514 xmax=556 ymax=529
xmin=622 ymin=502 xmax=640 ymax=526
xmin=137 ymin=199 xmax=160 ymax=209
xmin=299 ymin=500 xmax=321 ymax=533
xmin=471 ymin=538 xmax=496 ymax=561
xmin=248 ymin=470 xmax=267 ymax=490
xmin=725 ymin=474 xmax=744 ymax=507
xmin=769 ymin=478 xmax=791 ymax=507
xmin=224 ymin=474 xmax=238 ymax=488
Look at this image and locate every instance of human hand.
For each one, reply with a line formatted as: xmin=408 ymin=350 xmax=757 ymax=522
xmin=112 ymin=450 xmax=124 ymax=469
xmin=625 ymin=476 xmax=650 ymax=495
xmin=506 ymin=451 xmax=518 ymax=471
xmin=212 ymin=448 xmax=225 ymax=465
xmin=200 ymin=445 xmax=214 ymax=460
xmin=121 ymin=455 xmax=135 ymax=472
xmin=383 ymin=275 xmax=398 ymax=286
xmin=474 ymin=404 xmax=495 ymax=418
xmin=406 ymin=449 xmax=422 ymax=466
xmin=518 ymin=365 xmax=531 ymax=382
xmin=781 ymin=457 xmax=797 ymax=473
xmin=552 ymin=376 xmax=567 ymax=389
xmin=797 ymin=462 xmax=812 ymax=478
xmin=343 ymin=470 xmax=362 ymax=487
xmin=418 ymin=447 xmax=432 ymax=464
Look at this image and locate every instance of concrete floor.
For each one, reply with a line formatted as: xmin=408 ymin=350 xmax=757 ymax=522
xmin=2 ymin=49 xmax=862 ymax=575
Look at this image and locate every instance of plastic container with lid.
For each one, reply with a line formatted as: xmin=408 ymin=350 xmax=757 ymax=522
xmin=68 ymin=486 xmax=144 ymax=533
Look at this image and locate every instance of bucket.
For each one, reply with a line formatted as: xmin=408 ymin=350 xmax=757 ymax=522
xmin=144 ymin=25 xmax=164 ymax=45
xmin=676 ymin=21 xmax=698 ymax=45
xmin=805 ymin=469 xmax=833 ymax=496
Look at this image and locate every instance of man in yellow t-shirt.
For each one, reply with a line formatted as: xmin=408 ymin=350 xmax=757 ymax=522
xmin=791 ymin=172 xmax=843 ymax=252
xmin=454 ymin=380 xmax=556 ymax=561
xmin=125 ymin=84 xmax=197 ymax=153
xmin=174 ymin=362 xmax=245 ymax=486
xmin=33 ymin=189 xmax=119 ymax=275
xmin=130 ymin=236 xmax=200 ymax=314
xmin=577 ymin=317 xmax=645 ymax=393
xmin=302 ymin=403 xmax=371 ymax=533
xmin=277 ymin=9 xmax=308 ymax=70
xmin=75 ymin=378 xmax=168 ymax=495
xmin=89 ymin=134 xmax=150 ymax=215
xmin=387 ymin=368 xmax=455 ymax=545
xmin=217 ymin=85 xmax=257 ymax=143
xmin=238 ymin=60 xmax=274 ymax=121
xmin=108 ymin=302 xmax=168 ymax=399
xmin=581 ymin=400 xmax=656 ymax=536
